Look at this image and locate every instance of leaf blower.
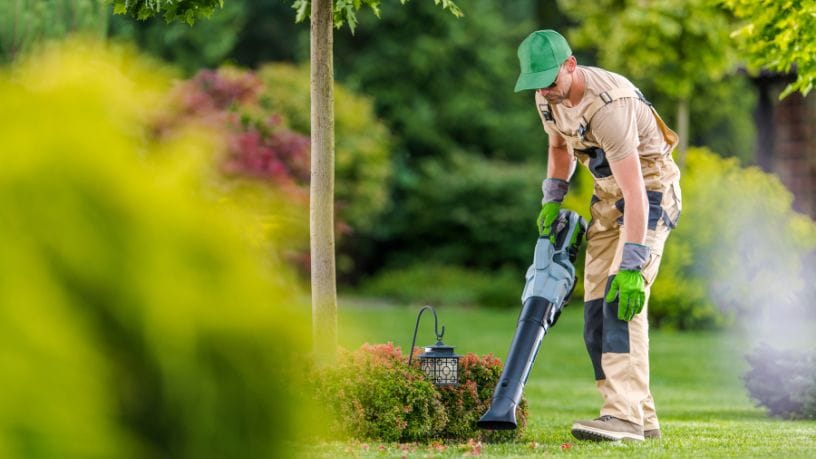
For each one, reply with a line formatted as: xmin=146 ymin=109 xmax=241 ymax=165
xmin=477 ymin=209 xmax=586 ymax=430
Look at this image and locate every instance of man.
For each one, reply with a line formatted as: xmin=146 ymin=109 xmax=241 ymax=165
xmin=515 ymin=30 xmax=682 ymax=441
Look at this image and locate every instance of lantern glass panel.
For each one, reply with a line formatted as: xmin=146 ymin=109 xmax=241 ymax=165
xmin=419 ymin=355 xmax=459 ymax=386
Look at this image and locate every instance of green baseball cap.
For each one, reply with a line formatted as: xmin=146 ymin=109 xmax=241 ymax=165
xmin=515 ymin=30 xmax=572 ymax=92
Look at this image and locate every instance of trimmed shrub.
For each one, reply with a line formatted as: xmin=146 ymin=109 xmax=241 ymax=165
xmin=744 ymin=346 xmax=816 ymax=419
xmin=316 ymin=343 xmax=527 ymax=442
xmin=316 ymin=343 xmax=448 ymax=442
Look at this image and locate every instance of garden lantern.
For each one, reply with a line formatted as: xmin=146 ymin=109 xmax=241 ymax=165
xmin=408 ymin=305 xmax=460 ymax=386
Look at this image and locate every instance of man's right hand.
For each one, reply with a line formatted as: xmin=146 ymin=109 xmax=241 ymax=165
xmin=537 ymin=201 xmax=561 ymax=242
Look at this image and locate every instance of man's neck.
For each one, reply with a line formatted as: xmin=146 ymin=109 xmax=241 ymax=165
xmin=564 ymin=67 xmax=586 ymax=108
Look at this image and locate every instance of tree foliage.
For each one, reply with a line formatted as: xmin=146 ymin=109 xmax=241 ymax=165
xmin=108 ymin=0 xmax=225 ymax=25
xmin=558 ymin=0 xmax=741 ymax=158
xmin=293 ymin=0 xmax=462 ymax=33
xmin=723 ymin=0 xmax=816 ymax=98
xmin=108 ymin=0 xmax=246 ymax=75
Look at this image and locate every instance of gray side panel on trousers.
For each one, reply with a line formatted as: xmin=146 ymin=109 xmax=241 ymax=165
xmin=614 ymin=191 xmax=668 ymax=230
xmin=602 ymin=275 xmax=630 ymax=353
xmin=583 ymin=298 xmax=605 ymax=380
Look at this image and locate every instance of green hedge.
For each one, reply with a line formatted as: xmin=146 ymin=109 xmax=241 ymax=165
xmin=0 ymin=41 xmax=311 ymax=459
xmin=376 ymin=152 xmax=545 ymax=272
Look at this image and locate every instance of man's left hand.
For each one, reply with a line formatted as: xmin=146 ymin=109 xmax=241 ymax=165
xmin=605 ymin=269 xmax=645 ymax=321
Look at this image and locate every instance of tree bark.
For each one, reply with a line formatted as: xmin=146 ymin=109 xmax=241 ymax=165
xmin=310 ymin=0 xmax=337 ymax=362
xmin=675 ymin=97 xmax=689 ymax=169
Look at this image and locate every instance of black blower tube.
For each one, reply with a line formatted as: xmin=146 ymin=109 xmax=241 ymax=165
xmin=477 ymin=210 xmax=585 ymax=430
xmin=476 ymin=296 xmax=556 ymax=430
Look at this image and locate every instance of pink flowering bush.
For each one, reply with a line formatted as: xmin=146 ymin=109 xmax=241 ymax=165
xmin=162 ymin=68 xmax=311 ymax=196
xmin=153 ymin=66 xmax=392 ymax=275
xmin=316 ymin=343 xmax=527 ymax=442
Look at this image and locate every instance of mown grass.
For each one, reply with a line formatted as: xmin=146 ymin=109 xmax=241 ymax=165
xmin=299 ymin=300 xmax=816 ymax=457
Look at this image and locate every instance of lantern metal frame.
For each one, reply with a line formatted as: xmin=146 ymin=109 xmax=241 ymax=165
xmin=408 ymin=305 xmax=460 ymax=386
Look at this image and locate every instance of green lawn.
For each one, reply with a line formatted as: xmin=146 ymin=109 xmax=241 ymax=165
xmin=300 ymin=299 xmax=816 ymax=457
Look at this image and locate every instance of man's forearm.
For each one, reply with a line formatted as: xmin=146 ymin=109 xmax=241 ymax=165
xmin=609 ymin=152 xmax=648 ymax=246
xmin=621 ymin=187 xmax=647 ymax=245
xmin=547 ymin=145 xmax=575 ymax=181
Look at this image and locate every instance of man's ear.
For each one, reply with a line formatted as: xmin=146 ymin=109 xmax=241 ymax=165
xmin=565 ymin=55 xmax=577 ymax=72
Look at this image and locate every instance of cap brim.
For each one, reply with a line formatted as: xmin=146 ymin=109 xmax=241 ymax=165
xmin=514 ymin=66 xmax=559 ymax=93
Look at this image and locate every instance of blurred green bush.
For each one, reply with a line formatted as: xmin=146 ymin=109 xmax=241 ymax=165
xmin=651 ymin=148 xmax=816 ymax=329
xmin=0 ymin=41 xmax=312 ymax=459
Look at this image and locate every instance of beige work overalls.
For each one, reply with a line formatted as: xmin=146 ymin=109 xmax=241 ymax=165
xmin=540 ymin=88 xmax=682 ymax=429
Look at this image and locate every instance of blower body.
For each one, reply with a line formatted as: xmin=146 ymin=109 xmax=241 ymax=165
xmin=477 ymin=210 xmax=586 ymax=430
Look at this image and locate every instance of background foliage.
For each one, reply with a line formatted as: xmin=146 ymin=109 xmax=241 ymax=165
xmin=0 ymin=0 xmax=108 ymax=64
xmin=650 ymin=148 xmax=816 ymax=329
xmin=0 ymin=41 xmax=312 ymax=459
xmin=153 ymin=64 xmax=393 ymax=275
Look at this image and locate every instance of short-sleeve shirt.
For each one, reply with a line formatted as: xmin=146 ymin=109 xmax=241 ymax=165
xmin=535 ymin=66 xmax=670 ymax=162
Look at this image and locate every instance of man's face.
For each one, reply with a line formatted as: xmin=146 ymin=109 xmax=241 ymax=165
xmin=536 ymin=64 xmax=569 ymax=105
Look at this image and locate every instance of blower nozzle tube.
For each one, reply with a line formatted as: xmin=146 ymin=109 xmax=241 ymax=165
xmin=477 ymin=210 xmax=586 ymax=430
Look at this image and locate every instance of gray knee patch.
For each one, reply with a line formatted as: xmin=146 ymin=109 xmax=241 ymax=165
xmin=584 ymin=299 xmax=605 ymax=380
xmin=602 ymin=276 xmax=630 ymax=353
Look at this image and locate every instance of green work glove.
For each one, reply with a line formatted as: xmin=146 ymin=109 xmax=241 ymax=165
xmin=605 ymin=270 xmax=645 ymax=321
xmin=605 ymin=242 xmax=650 ymax=321
xmin=537 ymin=201 xmax=561 ymax=241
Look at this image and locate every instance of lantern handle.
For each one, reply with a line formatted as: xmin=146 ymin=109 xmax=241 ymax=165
xmin=408 ymin=305 xmax=445 ymax=366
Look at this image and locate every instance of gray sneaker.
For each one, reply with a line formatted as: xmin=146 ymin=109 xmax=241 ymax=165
xmin=571 ymin=415 xmax=645 ymax=441
xmin=644 ymin=428 xmax=661 ymax=439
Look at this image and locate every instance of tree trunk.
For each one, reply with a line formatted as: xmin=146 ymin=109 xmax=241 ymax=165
xmin=675 ymin=97 xmax=689 ymax=169
xmin=310 ymin=0 xmax=337 ymax=362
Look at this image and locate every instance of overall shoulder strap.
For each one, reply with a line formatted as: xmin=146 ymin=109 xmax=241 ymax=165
xmin=538 ymin=102 xmax=555 ymax=123
xmin=577 ymin=87 xmax=677 ymax=147
xmin=579 ymin=87 xmax=648 ymax=128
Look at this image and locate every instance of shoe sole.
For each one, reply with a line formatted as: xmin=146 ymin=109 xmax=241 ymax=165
xmin=571 ymin=424 xmax=644 ymax=442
